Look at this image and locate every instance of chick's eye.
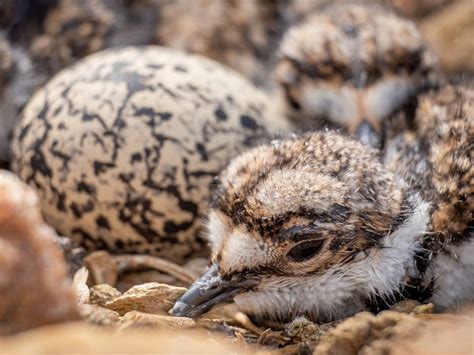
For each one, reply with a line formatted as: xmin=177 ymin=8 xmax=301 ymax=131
xmin=287 ymin=240 xmax=324 ymax=262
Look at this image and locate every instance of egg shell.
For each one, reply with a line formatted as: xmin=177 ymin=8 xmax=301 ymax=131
xmin=11 ymin=46 xmax=289 ymax=262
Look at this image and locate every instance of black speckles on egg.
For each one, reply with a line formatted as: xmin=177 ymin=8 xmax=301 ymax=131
xmin=10 ymin=46 xmax=289 ymax=262
xmin=77 ymin=181 xmax=96 ymax=195
xmin=93 ymin=161 xmax=116 ymax=176
xmin=119 ymin=172 xmax=135 ymax=183
xmin=96 ymin=215 xmax=111 ymax=230
xmin=130 ymin=152 xmax=142 ymax=163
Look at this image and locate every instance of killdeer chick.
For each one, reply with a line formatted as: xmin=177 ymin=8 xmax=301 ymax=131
xmin=171 ymin=84 xmax=472 ymax=323
xmin=275 ymin=4 xmax=438 ymax=147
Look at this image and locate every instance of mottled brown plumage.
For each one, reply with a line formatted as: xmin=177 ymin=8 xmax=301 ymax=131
xmin=275 ymin=4 xmax=438 ymax=146
xmin=172 ymin=84 xmax=472 ymax=322
xmin=385 ymin=83 xmax=473 ymax=250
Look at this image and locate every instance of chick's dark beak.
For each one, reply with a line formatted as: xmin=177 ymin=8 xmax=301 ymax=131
xmin=170 ymin=263 xmax=259 ymax=318
xmin=355 ymin=120 xmax=382 ymax=148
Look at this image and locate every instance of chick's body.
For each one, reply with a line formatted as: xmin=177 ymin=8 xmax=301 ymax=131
xmin=172 ymin=85 xmax=473 ymax=323
xmin=275 ymin=4 xmax=438 ymax=147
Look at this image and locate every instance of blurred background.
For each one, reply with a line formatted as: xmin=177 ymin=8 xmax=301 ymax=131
xmin=0 ymin=0 xmax=473 ymax=168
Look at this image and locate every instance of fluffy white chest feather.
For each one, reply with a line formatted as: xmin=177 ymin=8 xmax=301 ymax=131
xmin=429 ymin=237 xmax=474 ymax=310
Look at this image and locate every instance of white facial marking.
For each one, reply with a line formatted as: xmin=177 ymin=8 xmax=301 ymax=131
xmin=206 ymin=210 xmax=226 ymax=252
xmin=222 ymin=230 xmax=272 ymax=273
xmin=365 ymin=77 xmax=416 ymax=120
xmin=302 ymin=86 xmax=359 ymax=126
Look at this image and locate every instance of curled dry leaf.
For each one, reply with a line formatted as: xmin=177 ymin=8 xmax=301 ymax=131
xmin=104 ymin=282 xmax=187 ymax=316
xmin=72 ymin=267 xmax=90 ymax=305
xmin=114 ymin=255 xmax=196 ymax=286
xmin=119 ymin=311 xmax=196 ymax=331
xmin=89 ymin=284 xmax=122 ymax=307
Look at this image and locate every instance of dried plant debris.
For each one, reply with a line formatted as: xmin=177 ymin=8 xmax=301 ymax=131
xmin=199 ymin=303 xmax=265 ymax=336
xmin=84 ymin=250 xmax=199 ymax=290
xmin=114 ymin=255 xmax=196 ymax=286
xmin=104 ymin=282 xmax=187 ymax=316
xmin=0 ymin=170 xmax=77 ymax=334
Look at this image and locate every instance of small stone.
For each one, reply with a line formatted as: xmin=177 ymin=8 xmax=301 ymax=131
xmin=73 ymin=267 xmax=90 ymax=305
xmin=313 ymin=311 xmax=424 ymax=355
xmin=78 ymin=304 xmax=120 ymax=326
xmin=90 ymin=284 xmax=122 ymax=307
xmin=119 ymin=311 xmax=195 ymax=331
xmin=104 ymin=282 xmax=187 ymax=315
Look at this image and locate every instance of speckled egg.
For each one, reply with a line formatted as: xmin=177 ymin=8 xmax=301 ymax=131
xmin=11 ymin=46 xmax=289 ymax=262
